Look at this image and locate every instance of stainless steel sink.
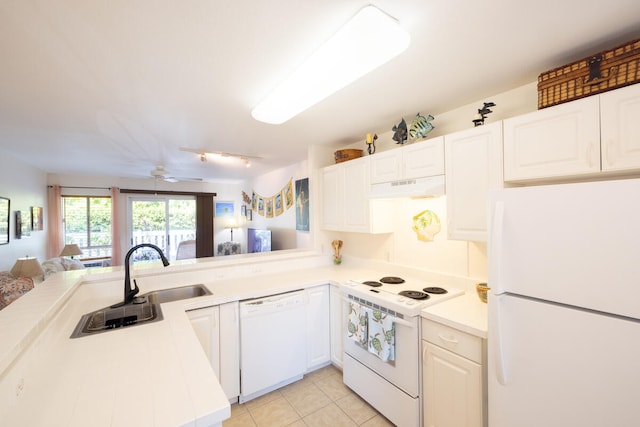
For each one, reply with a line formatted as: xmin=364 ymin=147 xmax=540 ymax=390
xmin=143 ymin=284 xmax=211 ymax=304
xmin=70 ymin=284 xmax=211 ymax=339
xmin=70 ymin=302 xmax=163 ymax=338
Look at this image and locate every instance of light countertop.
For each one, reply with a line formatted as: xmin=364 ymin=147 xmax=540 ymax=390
xmin=0 ymin=253 xmax=487 ymax=425
xmin=421 ymin=292 xmax=488 ymax=338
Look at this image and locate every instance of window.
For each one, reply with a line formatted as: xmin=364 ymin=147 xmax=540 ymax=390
xmin=128 ymin=196 xmax=196 ymax=261
xmin=62 ymin=196 xmax=112 ymax=259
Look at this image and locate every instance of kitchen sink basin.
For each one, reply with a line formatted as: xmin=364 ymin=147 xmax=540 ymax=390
xmin=143 ymin=284 xmax=212 ymax=304
xmin=70 ymin=302 xmax=163 ymax=338
xmin=70 ymin=284 xmax=211 ymax=338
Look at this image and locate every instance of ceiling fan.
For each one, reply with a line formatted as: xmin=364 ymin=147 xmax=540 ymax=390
xmin=149 ymin=165 xmax=202 ymax=183
xmin=179 ymin=147 xmax=262 ymax=167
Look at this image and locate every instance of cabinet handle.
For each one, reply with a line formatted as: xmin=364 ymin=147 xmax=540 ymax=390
xmin=438 ymin=333 xmax=459 ymax=344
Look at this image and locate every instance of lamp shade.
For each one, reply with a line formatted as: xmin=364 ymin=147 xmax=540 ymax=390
xmin=60 ymin=244 xmax=83 ymax=257
xmin=11 ymin=257 xmax=44 ymax=278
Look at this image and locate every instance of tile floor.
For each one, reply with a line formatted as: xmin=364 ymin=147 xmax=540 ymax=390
xmin=223 ymin=365 xmax=395 ymax=427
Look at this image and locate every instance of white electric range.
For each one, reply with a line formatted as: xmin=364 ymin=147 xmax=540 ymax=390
xmin=341 ymin=276 xmax=464 ymax=426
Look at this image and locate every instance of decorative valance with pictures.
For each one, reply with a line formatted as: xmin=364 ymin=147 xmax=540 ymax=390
xmin=251 ymin=178 xmax=294 ymax=218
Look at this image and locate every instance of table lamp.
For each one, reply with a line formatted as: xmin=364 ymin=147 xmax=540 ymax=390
xmin=60 ymin=244 xmax=83 ymax=259
xmin=11 ymin=256 xmax=44 ymax=280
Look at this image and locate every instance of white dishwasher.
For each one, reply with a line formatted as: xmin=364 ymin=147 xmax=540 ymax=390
xmin=239 ymin=290 xmax=307 ymax=403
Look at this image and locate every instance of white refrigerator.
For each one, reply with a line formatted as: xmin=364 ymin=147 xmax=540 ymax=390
xmin=488 ymin=178 xmax=640 ymax=427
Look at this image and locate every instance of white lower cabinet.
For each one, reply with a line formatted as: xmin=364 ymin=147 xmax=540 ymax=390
xmin=187 ymin=302 xmax=239 ymax=401
xmin=422 ymin=318 xmax=485 ymax=427
xmin=329 ymin=284 xmax=343 ymax=368
xmin=306 ymin=285 xmax=331 ymax=370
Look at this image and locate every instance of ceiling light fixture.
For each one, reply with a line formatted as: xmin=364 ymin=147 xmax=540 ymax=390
xmin=244 ymin=158 xmax=251 ymax=168
xmin=251 ymin=5 xmax=410 ymax=125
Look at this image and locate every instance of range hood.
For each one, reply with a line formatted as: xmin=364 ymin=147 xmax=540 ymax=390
xmin=369 ymin=175 xmax=445 ymax=198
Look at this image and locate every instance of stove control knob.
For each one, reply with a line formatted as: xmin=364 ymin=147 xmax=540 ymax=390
xmin=406 ymin=300 xmax=416 ymax=306
xmin=397 ymin=296 xmax=406 ymax=303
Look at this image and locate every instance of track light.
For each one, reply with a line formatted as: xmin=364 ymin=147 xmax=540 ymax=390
xmin=200 ymin=153 xmax=207 ymax=162
xmin=244 ymin=158 xmax=251 ymax=168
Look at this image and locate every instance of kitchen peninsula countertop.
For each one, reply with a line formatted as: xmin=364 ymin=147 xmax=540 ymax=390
xmin=0 ymin=252 xmax=485 ymax=425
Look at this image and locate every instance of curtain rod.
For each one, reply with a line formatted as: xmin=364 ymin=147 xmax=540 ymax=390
xmin=48 ymin=185 xmax=112 ymax=190
xmin=119 ymin=188 xmax=217 ymax=197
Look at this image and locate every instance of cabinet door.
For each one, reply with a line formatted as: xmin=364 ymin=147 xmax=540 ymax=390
xmin=600 ymin=83 xmax=640 ymax=172
xmin=445 ymin=122 xmax=503 ymax=241
xmin=343 ymin=158 xmax=371 ymax=231
xmin=370 ymin=150 xmax=401 ymax=184
xmin=187 ymin=306 xmax=221 ymax=379
xmin=423 ymin=341 xmax=483 ymax=427
xmin=306 ymin=285 xmax=331 ymax=370
xmin=321 ymin=164 xmax=343 ymax=231
xmin=404 ymin=137 xmax=445 ymax=179
xmin=329 ymin=284 xmax=343 ymax=368
xmin=219 ymin=302 xmax=240 ymax=400
xmin=503 ymin=96 xmax=600 ymax=181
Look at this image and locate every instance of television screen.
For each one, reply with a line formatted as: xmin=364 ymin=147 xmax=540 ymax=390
xmin=248 ymin=228 xmax=272 ymax=253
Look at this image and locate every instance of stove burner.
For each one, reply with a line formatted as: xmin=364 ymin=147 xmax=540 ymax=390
xmin=362 ymin=281 xmax=383 ymax=287
xmin=380 ymin=276 xmax=405 ymax=284
xmin=398 ymin=290 xmax=430 ymax=300
xmin=423 ymin=286 xmax=448 ymax=295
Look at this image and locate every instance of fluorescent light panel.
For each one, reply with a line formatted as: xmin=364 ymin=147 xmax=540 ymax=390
xmin=251 ymin=5 xmax=410 ymax=124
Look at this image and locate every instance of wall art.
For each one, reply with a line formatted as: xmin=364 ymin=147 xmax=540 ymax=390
xmin=295 ymin=178 xmax=309 ymax=231
xmin=31 ymin=206 xmax=43 ymax=231
xmin=0 ymin=197 xmax=9 ymax=245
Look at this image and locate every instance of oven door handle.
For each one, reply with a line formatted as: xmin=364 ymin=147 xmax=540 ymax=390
xmin=341 ymin=296 xmax=416 ymax=329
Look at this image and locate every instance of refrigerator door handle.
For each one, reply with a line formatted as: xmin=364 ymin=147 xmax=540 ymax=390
xmin=491 ymin=293 xmax=508 ymax=385
xmin=489 ymin=200 xmax=505 ymax=295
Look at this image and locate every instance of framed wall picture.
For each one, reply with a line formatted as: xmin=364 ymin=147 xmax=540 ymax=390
xmin=241 ymin=205 xmax=247 ymax=217
xmin=295 ymin=178 xmax=309 ymax=231
xmin=247 ymin=209 xmax=252 ymax=221
xmin=215 ymin=201 xmax=234 ymax=217
xmin=0 ymin=197 xmax=9 ymax=245
xmin=31 ymin=206 xmax=43 ymax=231
xmin=16 ymin=210 xmax=31 ymax=239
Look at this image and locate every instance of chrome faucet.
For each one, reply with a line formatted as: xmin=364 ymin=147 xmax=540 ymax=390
xmin=112 ymin=243 xmax=170 ymax=307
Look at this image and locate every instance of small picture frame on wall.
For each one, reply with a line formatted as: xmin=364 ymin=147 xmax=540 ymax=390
xmin=241 ymin=205 xmax=246 ymax=217
xmin=16 ymin=210 xmax=31 ymax=239
xmin=31 ymin=206 xmax=43 ymax=231
xmin=247 ymin=209 xmax=252 ymax=221
xmin=215 ymin=201 xmax=234 ymax=218
xmin=0 ymin=197 xmax=9 ymax=245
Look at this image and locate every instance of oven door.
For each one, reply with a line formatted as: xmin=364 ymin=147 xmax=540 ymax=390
xmin=342 ymin=294 xmax=420 ymax=397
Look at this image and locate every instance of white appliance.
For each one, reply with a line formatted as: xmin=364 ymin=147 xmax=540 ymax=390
xmin=341 ymin=277 xmax=463 ymax=426
xmin=488 ymin=178 xmax=640 ymax=427
xmin=239 ymin=290 xmax=307 ymax=403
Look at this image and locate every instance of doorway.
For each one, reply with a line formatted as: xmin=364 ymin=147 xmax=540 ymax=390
xmin=128 ymin=196 xmax=196 ymax=261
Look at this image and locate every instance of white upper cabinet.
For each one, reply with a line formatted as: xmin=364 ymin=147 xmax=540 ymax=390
xmin=600 ymin=84 xmax=640 ymax=171
xmin=321 ymin=156 xmax=393 ymax=233
xmin=503 ymin=96 xmax=600 ymax=182
xmin=504 ymin=84 xmax=640 ymax=182
xmin=370 ymin=136 xmax=445 ymax=184
xmin=445 ymin=122 xmax=503 ymax=241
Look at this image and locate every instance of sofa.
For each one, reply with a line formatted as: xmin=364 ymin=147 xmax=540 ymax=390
xmin=0 ymin=272 xmax=34 ymax=310
xmin=41 ymin=257 xmax=85 ymax=277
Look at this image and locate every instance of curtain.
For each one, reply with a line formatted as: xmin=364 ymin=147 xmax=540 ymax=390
xmin=46 ymin=185 xmax=63 ymax=258
xmin=110 ymin=187 xmax=122 ymax=266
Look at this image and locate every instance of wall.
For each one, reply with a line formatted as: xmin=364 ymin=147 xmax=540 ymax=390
xmin=242 ymin=160 xmax=311 ymax=252
xmin=0 ymin=152 xmax=47 ymax=270
xmin=314 ymin=81 xmax=539 ymax=282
